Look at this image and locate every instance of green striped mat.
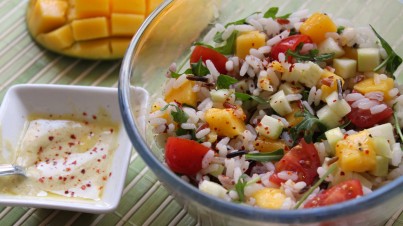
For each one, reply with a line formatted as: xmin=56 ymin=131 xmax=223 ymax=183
xmin=0 ymin=0 xmax=401 ymax=225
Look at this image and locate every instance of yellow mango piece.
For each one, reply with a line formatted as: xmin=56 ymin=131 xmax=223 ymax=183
xmin=111 ymin=13 xmax=145 ymax=36
xmin=343 ymin=47 xmax=358 ymax=60
xmin=65 ymin=39 xmax=110 ymax=59
xmin=75 ymin=0 xmax=110 ymax=18
xmin=284 ymin=102 xmax=303 ymax=127
xmin=28 ymin=0 xmax=68 ymax=36
xmin=110 ymin=38 xmax=132 ymax=58
xmin=112 ymin=0 xmax=146 ymax=14
xmin=318 ymin=70 xmax=345 ymax=101
xmin=164 ymin=79 xmax=197 ymax=107
xmin=353 ymin=77 xmax=394 ymax=101
xmin=71 ymin=17 xmax=109 ymax=41
xmin=300 ymin=12 xmax=337 ymax=43
xmin=146 ymin=0 xmax=163 ymax=15
xmin=36 ymin=24 xmax=74 ymax=50
xmin=254 ymin=136 xmax=286 ymax=153
xmin=204 ymin=108 xmax=246 ymax=138
xmin=236 ymin=31 xmax=266 ymax=59
xmin=335 ymin=130 xmax=376 ymax=172
xmin=252 ymin=188 xmax=286 ymax=209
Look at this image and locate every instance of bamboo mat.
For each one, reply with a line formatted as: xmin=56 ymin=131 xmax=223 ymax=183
xmin=0 ymin=0 xmax=402 ymax=225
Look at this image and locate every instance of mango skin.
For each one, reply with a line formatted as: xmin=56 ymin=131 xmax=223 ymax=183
xmin=26 ymin=0 xmax=163 ymax=59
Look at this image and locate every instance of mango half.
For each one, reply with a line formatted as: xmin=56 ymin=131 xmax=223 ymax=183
xmin=27 ymin=0 xmax=163 ymax=59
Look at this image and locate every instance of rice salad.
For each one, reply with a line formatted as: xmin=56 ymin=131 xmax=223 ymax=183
xmin=148 ymin=7 xmax=403 ymax=209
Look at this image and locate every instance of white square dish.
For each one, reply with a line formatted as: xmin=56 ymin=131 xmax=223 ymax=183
xmin=0 ymin=84 xmax=132 ymax=213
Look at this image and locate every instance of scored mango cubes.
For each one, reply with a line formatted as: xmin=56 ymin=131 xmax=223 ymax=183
xmin=27 ymin=0 xmax=163 ymax=59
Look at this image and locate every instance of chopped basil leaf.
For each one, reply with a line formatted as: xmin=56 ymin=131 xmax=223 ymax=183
xmin=234 ymin=174 xmax=248 ymax=202
xmin=193 ymin=42 xmax=215 ymax=49
xmin=277 ymin=13 xmax=291 ymax=19
xmin=245 ymin=149 xmax=284 ymax=162
xmin=337 ymin=26 xmax=345 ymax=34
xmin=370 ymin=25 xmax=402 ymax=75
xmin=263 ymin=7 xmax=279 ymax=18
xmin=235 ymin=92 xmax=267 ymax=104
xmin=290 ymin=109 xmax=328 ymax=144
xmin=294 ymin=163 xmax=338 ymax=209
xmin=213 ymin=31 xmax=225 ymax=43
xmin=170 ymin=68 xmax=193 ymax=78
xmin=171 ymin=107 xmax=188 ymax=124
xmin=217 ymin=75 xmax=238 ymax=89
xmin=286 ymin=48 xmax=335 ymax=62
xmin=191 ymin=58 xmax=209 ymax=76
xmin=215 ymin=31 xmax=238 ymax=55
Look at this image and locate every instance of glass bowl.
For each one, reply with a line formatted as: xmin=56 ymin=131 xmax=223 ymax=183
xmin=119 ymin=0 xmax=403 ymax=225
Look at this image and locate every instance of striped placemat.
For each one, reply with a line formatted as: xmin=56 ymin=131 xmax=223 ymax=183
xmin=0 ymin=1 xmax=402 ymax=226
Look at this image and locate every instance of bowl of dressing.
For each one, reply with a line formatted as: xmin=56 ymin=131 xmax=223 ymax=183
xmin=0 ymin=84 xmax=132 ymax=213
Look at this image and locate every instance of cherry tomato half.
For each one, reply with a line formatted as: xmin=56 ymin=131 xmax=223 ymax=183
xmin=270 ymin=34 xmax=313 ymax=61
xmin=190 ymin=45 xmax=228 ymax=74
xmin=269 ymin=139 xmax=320 ymax=186
xmin=165 ymin=137 xmax=210 ymax=176
xmin=304 ymin=179 xmax=363 ymax=208
xmin=347 ymin=99 xmax=393 ymax=129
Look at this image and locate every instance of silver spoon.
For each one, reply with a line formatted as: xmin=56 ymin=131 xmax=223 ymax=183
xmin=0 ymin=164 xmax=26 ymax=176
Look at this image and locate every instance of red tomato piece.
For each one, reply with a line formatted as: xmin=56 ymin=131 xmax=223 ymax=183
xmin=269 ymin=139 xmax=320 ymax=186
xmin=165 ymin=137 xmax=210 ymax=175
xmin=304 ymin=179 xmax=363 ymax=208
xmin=270 ymin=34 xmax=313 ymax=61
xmin=190 ymin=45 xmax=228 ymax=74
xmin=347 ymin=99 xmax=393 ymax=129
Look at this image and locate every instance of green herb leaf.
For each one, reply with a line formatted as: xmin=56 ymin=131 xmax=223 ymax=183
xmin=294 ymin=163 xmax=338 ymax=209
xmin=337 ymin=26 xmax=345 ymax=34
xmin=245 ymin=149 xmax=284 ymax=162
xmin=217 ymin=75 xmax=238 ymax=89
xmin=234 ymin=174 xmax=248 ymax=202
xmin=193 ymin=42 xmax=215 ymax=49
xmin=215 ymin=31 xmax=238 ymax=55
xmin=171 ymin=107 xmax=188 ymax=124
xmin=286 ymin=48 xmax=335 ymax=62
xmin=213 ymin=31 xmax=225 ymax=43
xmin=290 ymin=109 xmax=328 ymax=144
xmin=370 ymin=25 xmax=402 ymax=75
xmin=170 ymin=68 xmax=193 ymax=78
xmin=393 ymin=104 xmax=403 ymax=144
xmin=263 ymin=7 xmax=279 ymax=18
xmin=277 ymin=13 xmax=291 ymax=19
xmin=235 ymin=92 xmax=268 ymax=104
xmin=191 ymin=58 xmax=210 ymax=76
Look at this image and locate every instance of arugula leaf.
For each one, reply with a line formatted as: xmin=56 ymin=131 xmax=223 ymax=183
xmin=193 ymin=42 xmax=215 ymax=49
xmin=393 ymin=104 xmax=403 ymax=144
xmin=245 ymin=149 xmax=284 ymax=162
xmin=290 ymin=109 xmax=328 ymax=144
xmin=234 ymin=174 xmax=248 ymax=202
xmin=277 ymin=13 xmax=291 ymax=19
xmin=214 ymin=31 xmax=238 ymax=55
xmin=370 ymin=25 xmax=402 ymax=75
xmin=294 ymin=162 xmax=338 ymax=209
xmin=337 ymin=26 xmax=345 ymax=34
xmin=171 ymin=108 xmax=188 ymax=124
xmin=191 ymin=58 xmax=209 ymax=76
xmin=286 ymin=48 xmax=335 ymax=62
xmin=217 ymin=75 xmax=238 ymax=89
xmin=263 ymin=7 xmax=279 ymax=18
xmin=235 ymin=92 xmax=268 ymax=104
xmin=170 ymin=68 xmax=193 ymax=78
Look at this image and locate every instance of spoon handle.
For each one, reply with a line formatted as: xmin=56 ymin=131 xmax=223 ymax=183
xmin=0 ymin=164 xmax=25 ymax=176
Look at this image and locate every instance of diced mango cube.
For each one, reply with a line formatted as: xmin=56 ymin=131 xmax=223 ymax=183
xmin=343 ymin=47 xmax=358 ymax=60
xmin=236 ymin=31 xmax=266 ymax=59
xmin=28 ymin=0 xmax=68 ymax=36
xmin=318 ymin=70 xmax=344 ymax=101
xmin=204 ymin=108 xmax=246 ymax=138
xmin=37 ymin=24 xmax=74 ymax=50
xmin=254 ymin=136 xmax=286 ymax=153
xmin=146 ymin=0 xmax=163 ymax=15
xmin=71 ymin=17 xmax=109 ymax=41
xmin=284 ymin=102 xmax=303 ymax=127
xmin=164 ymin=79 xmax=197 ymax=107
xmin=336 ymin=130 xmax=376 ymax=172
xmin=75 ymin=0 xmax=110 ymax=18
xmin=110 ymin=38 xmax=132 ymax=58
xmin=252 ymin=188 xmax=286 ymax=209
xmin=300 ymin=12 xmax=337 ymax=43
xmin=353 ymin=77 xmax=394 ymax=101
xmin=111 ymin=0 xmax=146 ymax=14
xmin=65 ymin=39 xmax=110 ymax=58
xmin=111 ymin=13 xmax=145 ymax=36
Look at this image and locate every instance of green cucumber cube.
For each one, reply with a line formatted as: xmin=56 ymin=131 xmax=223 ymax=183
xmin=317 ymin=105 xmax=341 ymax=129
xmin=367 ymin=123 xmax=396 ymax=148
xmin=318 ymin=37 xmax=345 ymax=58
xmin=269 ymin=90 xmax=292 ymax=116
xmin=333 ymin=58 xmax=357 ymax=79
xmin=199 ymin=180 xmax=227 ymax=199
xmin=325 ymin=127 xmax=344 ymax=155
xmin=357 ymin=48 xmax=380 ymax=72
xmin=298 ymin=61 xmax=324 ymax=87
xmin=255 ymin=115 xmax=284 ymax=139
xmin=279 ymin=82 xmax=303 ymax=95
xmin=210 ymin=89 xmax=233 ymax=103
xmin=369 ymin=155 xmax=389 ymax=177
xmin=372 ymin=136 xmax=392 ymax=158
xmin=325 ymin=91 xmax=351 ymax=117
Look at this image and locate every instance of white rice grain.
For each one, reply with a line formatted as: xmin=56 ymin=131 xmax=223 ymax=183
xmin=389 ymin=88 xmax=399 ymax=98
xmin=391 ymin=144 xmax=403 ymax=166
xmin=202 ymin=150 xmax=215 ymax=169
xmin=225 ymin=60 xmax=234 ymax=72
xmin=222 ymin=25 xmax=235 ymax=40
xmin=235 ymin=24 xmax=255 ymax=32
xmin=149 ymin=117 xmax=167 ymax=126
xmin=278 ymin=52 xmax=286 ymax=62
xmin=286 ymin=94 xmax=303 ymax=102
xmin=196 ymin=128 xmax=211 ymax=139
xmin=314 ymin=89 xmax=322 ymax=106
xmin=370 ymin=104 xmax=387 ymax=114
xmin=307 ymin=86 xmax=317 ymax=105
xmin=206 ymin=60 xmax=220 ymax=80
xmin=357 ymin=99 xmax=378 ymax=110
xmin=277 ymin=171 xmax=298 ymax=181
xmin=197 ymin=98 xmax=213 ymax=111
xmin=250 ymin=48 xmax=265 ymax=59
xmin=345 ymin=93 xmax=365 ymax=102
xmin=271 ymin=114 xmax=289 ymax=128
xmin=240 ymin=61 xmax=249 ymax=76
xmin=258 ymin=46 xmax=272 ymax=55
xmin=181 ymin=123 xmax=196 ymax=130
xmin=302 ymin=101 xmax=315 ymax=115
xmin=365 ymin=91 xmax=384 ymax=101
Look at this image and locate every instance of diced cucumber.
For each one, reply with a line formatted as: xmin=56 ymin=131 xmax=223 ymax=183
xmin=325 ymin=91 xmax=351 ymax=117
xmin=331 ymin=169 xmax=373 ymax=189
xmin=318 ymin=37 xmax=345 ymax=58
xmin=269 ymin=90 xmax=292 ymax=116
xmin=369 ymin=155 xmax=389 ymax=177
xmin=333 ymin=58 xmax=357 ymax=79
xmin=255 ymin=115 xmax=284 ymax=139
xmin=357 ymin=48 xmax=380 ymax=72
xmin=325 ymin=127 xmax=344 ymax=155
xmin=298 ymin=61 xmax=324 ymax=87
xmin=209 ymin=164 xmax=225 ymax=177
xmin=317 ymin=105 xmax=341 ymax=129
xmin=199 ymin=180 xmax=227 ymax=199
xmin=282 ymin=63 xmax=304 ymax=83
xmin=367 ymin=123 xmax=396 ymax=148
xmin=372 ymin=136 xmax=392 ymax=158
xmin=279 ymin=82 xmax=303 ymax=95
xmin=210 ymin=89 xmax=231 ymax=103
xmin=234 ymin=80 xmax=248 ymax=93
